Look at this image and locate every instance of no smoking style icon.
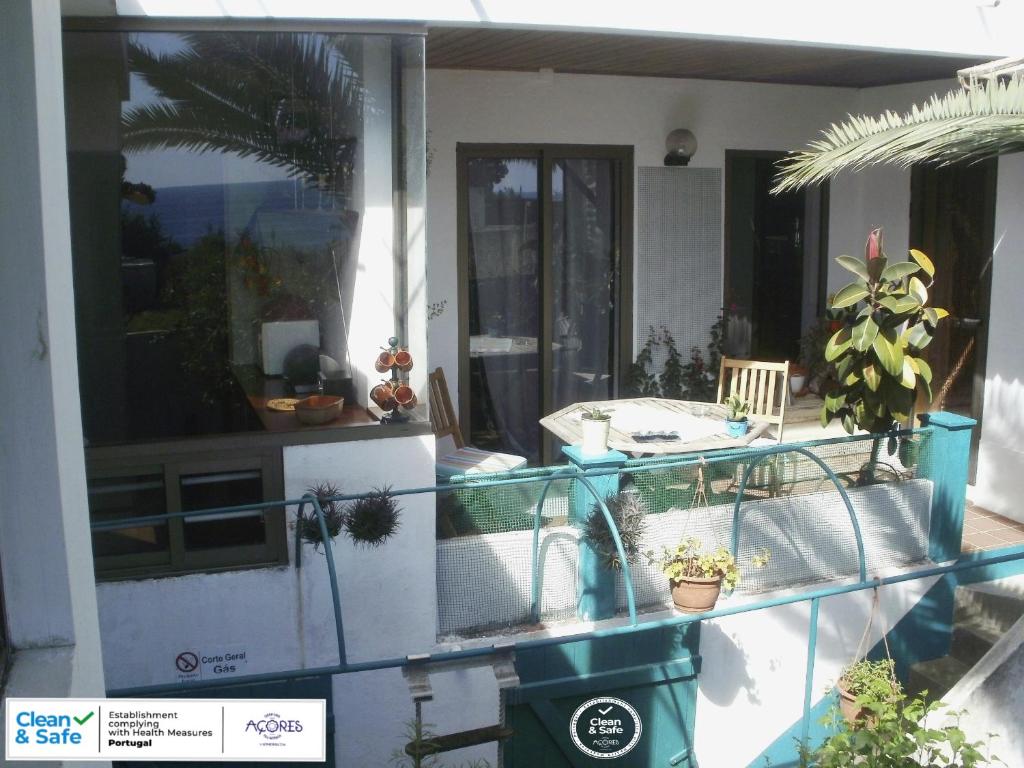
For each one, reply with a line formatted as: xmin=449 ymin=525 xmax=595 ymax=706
xmin=570 ymin=696 xmax=642 ymax=759
xmin=175 ymin=651 xmax=199 ymax=674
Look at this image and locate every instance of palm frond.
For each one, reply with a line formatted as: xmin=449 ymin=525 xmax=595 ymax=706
xmin=773 ymin=75 xmax=1024 ymax=193
xmin=122 ymin=33 xmax=364 ymax=190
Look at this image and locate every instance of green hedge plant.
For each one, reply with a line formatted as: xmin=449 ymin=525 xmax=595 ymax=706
xmin=822 ymin=228 xmax=948 ymax=435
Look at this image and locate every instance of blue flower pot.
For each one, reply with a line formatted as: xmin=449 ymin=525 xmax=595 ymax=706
xmin=725 ymin=419 xmax=749 ymax=438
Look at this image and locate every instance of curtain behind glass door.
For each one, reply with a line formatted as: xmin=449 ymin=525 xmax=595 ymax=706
xmin=466 ymin=158 xmax=541 ymax=462
xmin=551 ymin=158 xmax=619 ymax=415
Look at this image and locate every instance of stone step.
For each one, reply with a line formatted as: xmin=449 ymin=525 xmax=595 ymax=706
xmin=950 ymin=618 xmax=1002 ymax=667
xmin=954 ymin=585 xmax=1024 ymax=637
xmin=907 ymin=655 xmax=971 ymax=701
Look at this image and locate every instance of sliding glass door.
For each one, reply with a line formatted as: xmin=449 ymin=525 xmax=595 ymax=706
xmin=458 ymin=145 xmax=632 ymax=464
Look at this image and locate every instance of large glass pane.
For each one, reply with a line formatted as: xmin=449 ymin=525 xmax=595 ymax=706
xmin=88 ymin=473 xmax=170 ymax=558
xmin=181 ymin=470 xmax=266 ymax=551
xmin=63 ymin=31 xmax=418 ymax=445
xmin=551 ymin=158 xmax=619 ymax=412
xmin=466 ymin=158 xmax=541 ymax=462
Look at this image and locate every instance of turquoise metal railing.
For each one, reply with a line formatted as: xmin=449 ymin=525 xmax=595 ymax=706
xmin=93 ymin=422 xmax=988 ymax=758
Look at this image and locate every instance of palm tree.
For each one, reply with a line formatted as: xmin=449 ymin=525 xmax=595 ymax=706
xmin=772 ymin=63 xmax=1024 ymax=193
xmin=122 ymin=32 xmax=365 ymax=194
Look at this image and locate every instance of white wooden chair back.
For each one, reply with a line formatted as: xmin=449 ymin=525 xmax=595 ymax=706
xmin=716 ymin=358 xmax=790 ymax=443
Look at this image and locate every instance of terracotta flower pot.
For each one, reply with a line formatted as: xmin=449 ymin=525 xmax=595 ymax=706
xmin=374 ymin=351 xmax=396 ymax=373
xmin=395 ymin=349 xmax=413 ymax=372
xmin=670 ymin=575 xmax=723 ymax=613
xmin=838 ymin=685 xmax=866 ymax=725
xmin=394 ymin=384 xmax=416 ymax=407
xmin=370 ymin=382 xmax=394 ymax=408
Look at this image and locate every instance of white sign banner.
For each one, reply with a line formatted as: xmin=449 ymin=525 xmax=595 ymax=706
xmin=5 ymin=698 xmax=326 ymax=762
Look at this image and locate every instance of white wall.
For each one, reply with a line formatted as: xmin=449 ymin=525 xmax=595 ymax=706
xmin=974 ymin=153 xmax=1024 ymax=522
xmin=425 ymin=68 xmax=859 ymax=407
xmin=0 ymin=0 xmax=106 ymax=708
xmin=96 ymin=433 xmax=436 ymax=765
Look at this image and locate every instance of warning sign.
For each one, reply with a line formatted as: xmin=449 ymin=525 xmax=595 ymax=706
xmin=174 ymin=647 xmax=248 ymax=682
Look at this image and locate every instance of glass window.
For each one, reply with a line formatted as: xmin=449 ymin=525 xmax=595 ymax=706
xmin=63 ymin=30 xmax=419 ymax=446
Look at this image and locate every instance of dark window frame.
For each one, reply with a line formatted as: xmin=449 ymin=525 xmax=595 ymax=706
xmin=88 ymin=446 xmax=286 ymax=581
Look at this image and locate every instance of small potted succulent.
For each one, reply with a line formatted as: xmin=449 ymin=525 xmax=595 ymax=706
xmin=724 ymin=394 xmax=750 ymax=438
xmin=580 ymin=406 xmax=612 ymax=455
xmin=647 ymin=537 xmax=768 ymax=613
xmin=835 ymin=658 xmax=902 ymax=726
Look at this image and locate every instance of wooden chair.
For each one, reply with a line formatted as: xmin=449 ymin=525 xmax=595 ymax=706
xmin=427 ymin=367 xmax=527 ymax=478
xmin=717 ymin=358 xmax=790 ymax=444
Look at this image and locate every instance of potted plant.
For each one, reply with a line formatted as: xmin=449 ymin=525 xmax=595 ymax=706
xmin=822 ymin=229 xmax=949 ymax=480
xmin=724 ymin=394 xmax=750 ymax=438
xmin=834 ymin=658 xmax=901 ymax=725
xmin=580 ymin=406 xmax=612 ymax=455
xmin=804 ymin=662 xmax=999 ymax=767
xmin=583 ymin=491 xmax=648 ymax=569
xmin=789 ymin=364 xmax=809 ymax=396
xmin=295 ymin=482 xmax=346 ymax=551
xmin=345 ymin=486 xmax=402 ymax=547
xmin=647 ymin=537 xmax=768 ymax=613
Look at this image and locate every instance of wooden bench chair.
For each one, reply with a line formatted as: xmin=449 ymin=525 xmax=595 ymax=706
xmin=717 ymin=358 xmax=791 ymax=444
xmin=428 ymin=367 xmax=528 ymax=478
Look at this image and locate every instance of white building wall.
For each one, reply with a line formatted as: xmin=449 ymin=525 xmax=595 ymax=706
xmin=96 ymin=433 xmax=436 ymax=765
xmin=0 ymin=0 xmax=107 ymax=720
xmin=974 ymin=153 xmax=1024 ymax=522
xmin=425 ymin=68 xmax=859 ymax=407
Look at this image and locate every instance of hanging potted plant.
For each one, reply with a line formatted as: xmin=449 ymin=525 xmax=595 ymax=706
xmin=295 ymin=482 xmax=346 ymax=551
xmin=580 ymin=406 xmax=612 ymax=455
xmin=724 ymin=394 xmax=750 ymax=438
xmin=835 ymin=658 xmax=902 ymax=726
xmin=821 ymin=229 xmax=949 ymax=480
xmin=647 ymin=537 xmax=768 ymax=613
xmin=582 ymin=491 xmax=648 ymax=569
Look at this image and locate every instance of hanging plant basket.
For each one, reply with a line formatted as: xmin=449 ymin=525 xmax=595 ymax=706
xmin=669 ymin=574 xmax=723 ymax=613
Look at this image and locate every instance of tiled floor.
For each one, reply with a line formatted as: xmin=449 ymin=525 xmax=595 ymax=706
xmin=963 ymin=503 xmax=1024 ymax=552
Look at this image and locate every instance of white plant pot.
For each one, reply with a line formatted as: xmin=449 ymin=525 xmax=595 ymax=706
xmin=790 ymin=375 xmax=806 ymax=395
xmin=581 ymin=417 xmax=611 ymax=455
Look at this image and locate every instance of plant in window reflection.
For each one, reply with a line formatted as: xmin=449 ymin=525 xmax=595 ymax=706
xmin=159 ymin=231 xmax=234 ymax=402
xmin=122 ymin=33 xmax=365 ymax=194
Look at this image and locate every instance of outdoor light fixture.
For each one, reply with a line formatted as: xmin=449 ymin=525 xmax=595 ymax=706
xmin=664 ymin=128 xmax=697 ymax=166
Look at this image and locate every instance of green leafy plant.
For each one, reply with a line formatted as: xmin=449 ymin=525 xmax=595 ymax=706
xmin=345 ymin=486 xmax=402 ymax=547
xmin=774 ymin=73 xmax=1024 ymax=194
xmin=725 ymin=394 xmax=751 ymax=422
xmin=798 ymin=316 xmax=840 ymax=394
xmin=822 ymin=229 xmax=948 ymax=435
xmin=836 ymin=658 xmax=901 ymax=705
xmin=583 ymin=491 xmax=648 ymax=570
xmin=647 ymin=537 xmax=768 ymax=591
xmin=581 ymin=407 xmax=611 ymax=421
xmin=626 ymin=315 xmax=727 ymax=400
xmin=295 ymin=482 xmax=346 ymax=550
xmin=801 ymin=665 xmax=1000 ymax=767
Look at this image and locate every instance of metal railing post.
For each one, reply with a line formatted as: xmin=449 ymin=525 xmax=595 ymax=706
xmin=562 ymin=445 xmax=628 ymax=622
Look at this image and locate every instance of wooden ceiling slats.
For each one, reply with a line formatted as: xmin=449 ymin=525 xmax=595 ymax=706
xmin=424 ymin=27 xmax=986 ymax=87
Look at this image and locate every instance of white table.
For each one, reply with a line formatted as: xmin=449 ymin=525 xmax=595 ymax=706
xmin=540 ymin=397 xmax=770 ymax=456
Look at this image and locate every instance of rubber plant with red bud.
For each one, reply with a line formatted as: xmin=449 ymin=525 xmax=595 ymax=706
xmin=822 ymin=228 xmax=948 ymax=436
